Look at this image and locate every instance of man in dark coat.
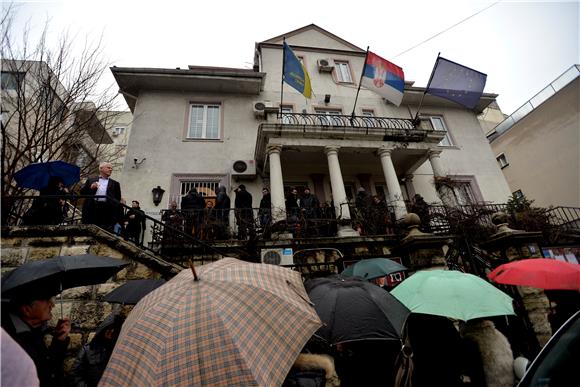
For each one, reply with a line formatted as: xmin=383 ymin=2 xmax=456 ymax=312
xmin=258 ymin=187 xmax=271 ymax=229
xmin=2 ymin=292 xmax=71 ymax=387
xmin=214 ymin=185 xmax=231 ymax=239
xmin=80 ymin=162 xmax=122 ymax=232
xmin=123 ymin=200 xmax=146 ymax=245
xmin=234 ymin=184 xmax=254 ymax=240
xmin=181 ymin=188 xmax=206 ymax=238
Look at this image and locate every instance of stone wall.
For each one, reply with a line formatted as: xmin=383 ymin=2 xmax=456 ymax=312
xmin=1 ymin=225 xmax=182 ymax=374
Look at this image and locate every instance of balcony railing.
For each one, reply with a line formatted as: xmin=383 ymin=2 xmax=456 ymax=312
xmin=255 ymin=112 xmax=439 ymax=163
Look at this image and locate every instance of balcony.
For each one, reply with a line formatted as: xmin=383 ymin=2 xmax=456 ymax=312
xmin=255 ymin=112 xmax=447 ymax=164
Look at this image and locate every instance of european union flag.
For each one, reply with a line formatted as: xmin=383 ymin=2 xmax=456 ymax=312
xmin=426 ymin=57 xmax=487 ymax=109
xmin=283 ymin=42 xmax=312 ymax=99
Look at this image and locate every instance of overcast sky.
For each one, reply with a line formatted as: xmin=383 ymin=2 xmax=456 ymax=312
xmin=8 ymin=0 xmax=579 ymax=114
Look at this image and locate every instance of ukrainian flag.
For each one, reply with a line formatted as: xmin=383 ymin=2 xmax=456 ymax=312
xmin=283 ymin=41 xmax=312 ymax=99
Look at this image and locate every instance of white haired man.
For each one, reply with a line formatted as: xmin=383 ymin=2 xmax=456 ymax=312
xmin=80 ymin=162 xmax=122 ymax=232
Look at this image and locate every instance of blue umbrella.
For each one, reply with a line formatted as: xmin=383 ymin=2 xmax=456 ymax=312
xmin=14 ymin=161 xmax=80 ymax=190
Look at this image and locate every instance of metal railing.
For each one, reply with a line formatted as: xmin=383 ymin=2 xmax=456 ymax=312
xmin=1 ymin=195 xmax=242 ymax=264
xmin=156 ymin=203 xmax=400 ymax=242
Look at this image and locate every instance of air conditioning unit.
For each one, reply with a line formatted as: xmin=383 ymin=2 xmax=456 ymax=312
xmin=261 ymin=248 xmax=294 ymax=266
xmin=253 ymin=101 xmax=278 ymax=118
xmin=231 ymin=159 xmax=256 ymax=177
xmin=317 ymin=58 xmax=334 ymax=73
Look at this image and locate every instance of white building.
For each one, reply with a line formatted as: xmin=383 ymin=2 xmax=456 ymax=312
xmin=112 ymin=24 xmax=511 ymax=235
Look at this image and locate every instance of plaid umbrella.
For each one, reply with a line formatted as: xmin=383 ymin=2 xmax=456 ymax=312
xmin=99 ymin=258 xmax=322 ymax=386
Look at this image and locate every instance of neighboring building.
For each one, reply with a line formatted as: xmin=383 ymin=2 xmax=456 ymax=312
xmin=112 ymin=24 xmax=511 ymax=234
xmin=1 ymin=60 xmax=112 ymax=186
xmin=487 ymin=65 xmax=580 ymax=208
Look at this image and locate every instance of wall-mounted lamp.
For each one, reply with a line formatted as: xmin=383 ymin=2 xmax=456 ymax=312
xmin=132 ymin=158 xmax=146 ymax=169
xmin=324 ymin=94 xmax=331 ymax=104
xmin=151 ymin=186 xmax=165 ymax=206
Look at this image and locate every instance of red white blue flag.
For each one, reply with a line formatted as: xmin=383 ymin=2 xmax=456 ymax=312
xmin=361 ymin=51 xmax=405 ymax=106
xmin=426 ymin=56 xmax=487 ymax=109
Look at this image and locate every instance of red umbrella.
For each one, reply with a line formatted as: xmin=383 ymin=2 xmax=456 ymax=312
xmin=488 ymin=258 xmax=580 ymax=290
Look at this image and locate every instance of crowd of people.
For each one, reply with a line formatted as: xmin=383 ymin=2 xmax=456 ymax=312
xmin=20 ymin=161 xmax=412 ymax=243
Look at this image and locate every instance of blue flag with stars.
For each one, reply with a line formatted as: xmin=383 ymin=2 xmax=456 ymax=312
xmin=426 ymin=57 xmax=487 ymax=109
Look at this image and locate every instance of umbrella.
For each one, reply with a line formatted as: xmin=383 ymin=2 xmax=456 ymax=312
xmin=104 ymin=278 xmax=167 ymax=304
xmin=99 ymin=258 xmax=322 ymax=386
xmin=341 ymin=258 xmax=407 ymax=280
xmin=14 ymin=160 xmax=80 ymax=190
xmin=488 ymin=258 xmax=580 ymax=290
xmin=1 ymin=254 xmax=130 ymax=300
xmin=391 ymin=270 xmax=515 ymax=321
xmin=305 ymin=276 xmax=410 ymax=345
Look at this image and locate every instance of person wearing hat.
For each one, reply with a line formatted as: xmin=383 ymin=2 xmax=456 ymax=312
xmin=1 ymin=292 xmax=71 ymax=387
xmin=69 ymin=314 xmax=125 ymax=387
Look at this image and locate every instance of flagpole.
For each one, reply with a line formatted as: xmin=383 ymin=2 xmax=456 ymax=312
xmin=413 ymin=52 xmax=440 ymax=127
xmin=280 ymin=37 xmax=286 ymax=119
xmin=350 ymin=46 xmax=370 ymax=123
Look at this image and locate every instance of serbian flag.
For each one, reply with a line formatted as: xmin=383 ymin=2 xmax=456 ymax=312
xmin=361 ymin=51 xmax=405 ymax=106
xmin=426 ymin=56 xmax=487 ymax=109
xmin=283 ymin=41 xmax=313 ymax=99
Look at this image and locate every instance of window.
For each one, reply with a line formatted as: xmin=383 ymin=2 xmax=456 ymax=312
xmin=187 ymin=104 xmax=220 ymax=139
xmin=314 ymin=108 xmax=342 ymax=126
xmin=361 ymin=110 xmax=375 ymax=117
xmin=334 ymin=61 xmax=353 ymax=83
xmin=513 ymin=189 xmax=524 ymax=199
xmin=1 ymin=72 xmax=24 ymax=91
xmin=438 ymin=177 xmax=482 ymax=206
xmin=281 ymin=106 xmax=294 ymax=124
xmin=180 ymin=180 xmax=220 ymax=198
xmin=112 ymin=127 xmax=125 ymax=136
xmin=496 ymin=153 xmax=509 ymax=168
xmin=420 ymin=116 xmax=453 ymax=146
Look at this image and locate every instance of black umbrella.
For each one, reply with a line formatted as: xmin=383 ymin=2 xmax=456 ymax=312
xmin=104 ymin=279 xmax=166 ymax=305
xmin=306 ymin=276 xmax=410 ymax=345
xmin=1 ymin=254 xmax=130 ymax=301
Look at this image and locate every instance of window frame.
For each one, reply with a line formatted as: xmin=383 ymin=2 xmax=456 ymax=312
xmin=171 ymin=174 xmax=228 ymax=207
xmin=185 ymin=102 xmax=222 ymax=140
xmin=280 ymin=104 xmax=294 ymax=124
xmin=333 ymin=60 xmax=354 ymax=84
xmin=420 ymin=115 xmax=454 ymax=147
xmin=314 ymin=108 xmax=343 ymax=126
xmin=1 ymin=71 xmax=24 ymax=91
xmin=496 ymin=153 xmax=509 ymax=169
xmin=441 ymin=175 xmax=484 ymax=205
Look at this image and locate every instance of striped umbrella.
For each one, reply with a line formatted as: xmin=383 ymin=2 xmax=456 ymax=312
xmin=100 ymin=258 xmax=322 ymax=386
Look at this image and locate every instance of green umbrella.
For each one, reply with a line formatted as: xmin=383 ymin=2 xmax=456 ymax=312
xmin=391 ymin=270 xmax=515 ymax=321
xmin=341 ymin=258 xmax=407 ymax=280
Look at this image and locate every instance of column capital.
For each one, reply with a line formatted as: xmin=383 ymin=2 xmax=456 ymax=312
xmin=428 ymin=149 xmax=442 ymax=159
xmin=324 ymin=146 xmax=340 ymax=155
xmin=377 ymin=147 xmax=393 ymax=157
xmin=266 ymin=144 xmax=283 ymax=155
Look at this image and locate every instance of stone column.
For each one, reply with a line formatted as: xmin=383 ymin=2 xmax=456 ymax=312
xmin=377 ymin=148 xmax=407 ymax=220
xmin=428 ymin=149 xmax=453 ymax=206
xmin=324 ymin=146 xmax=358 ymax=237
xmin=404 ymin=174 xmax=416 ymax=198
xmin=428 ymin=149 xmax=445 ymax=177
xmin=267 ymin=145 xmax=286 ymax=223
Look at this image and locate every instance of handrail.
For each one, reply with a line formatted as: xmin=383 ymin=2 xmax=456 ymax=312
xmin=1 ymin=195 xmax=245 ymax=263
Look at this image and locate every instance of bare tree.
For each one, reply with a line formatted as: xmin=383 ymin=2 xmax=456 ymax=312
xmin=1 ymin=5 xmax=125 ymax=222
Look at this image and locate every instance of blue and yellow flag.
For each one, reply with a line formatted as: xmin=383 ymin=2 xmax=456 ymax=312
xmin=283 ymin=42 xmax=312 ymax=99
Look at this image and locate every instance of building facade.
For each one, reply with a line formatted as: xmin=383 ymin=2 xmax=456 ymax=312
xmin=113 ymin=25 xmax=511 ymax=236
xmin=487 ymin=65 xmax=580 ymax=208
